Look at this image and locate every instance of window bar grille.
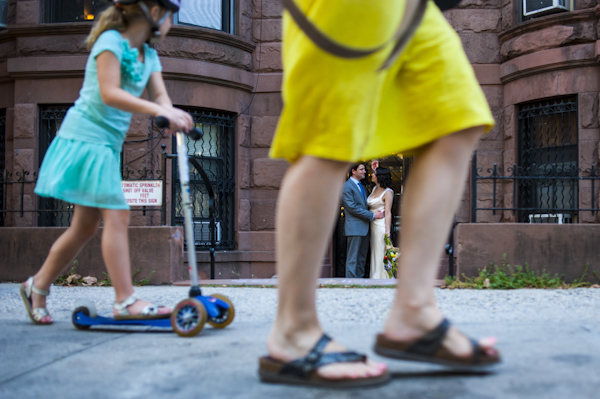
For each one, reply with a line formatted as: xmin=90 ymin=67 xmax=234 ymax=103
xmin=39 ymin=106 xmax=73 ymax=227
xmin=172 ymin=109 xmax=235 ymax=250
xmin=0 ymin=109 xmax=6 ymax=226
xmin=517 ymin=97 xmax=578 ymax=223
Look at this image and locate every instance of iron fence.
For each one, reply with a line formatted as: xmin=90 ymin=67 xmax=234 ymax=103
xmin=471 ymin=151 xmax=600 ymax=222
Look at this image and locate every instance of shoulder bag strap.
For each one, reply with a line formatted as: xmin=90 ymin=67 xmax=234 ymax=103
xmin=279 ymin=0 xmax=427 ymax=70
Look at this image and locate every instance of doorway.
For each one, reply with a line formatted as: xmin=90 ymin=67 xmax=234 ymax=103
xmin=332 ymin=156 xmax=413 ymax=277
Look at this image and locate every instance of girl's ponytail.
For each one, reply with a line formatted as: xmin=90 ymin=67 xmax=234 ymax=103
xmin=85 ymin=6 xmax=126 ymax=50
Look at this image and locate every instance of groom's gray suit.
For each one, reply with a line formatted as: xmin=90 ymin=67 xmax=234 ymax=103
xmin=342 ymin=177 xmax=374 ymax=278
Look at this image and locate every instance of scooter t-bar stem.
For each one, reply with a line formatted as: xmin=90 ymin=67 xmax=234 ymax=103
xmin=175 ymin=131 xmax=201 ymax=290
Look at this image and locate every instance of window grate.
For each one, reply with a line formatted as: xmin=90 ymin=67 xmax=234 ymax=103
xmin=38 ymin=105 xmax=74 ymax=227
xmin=0 ymin=109 xmax=5 ymax=226
xmin=517 ymin=96 xmax=578 ymax=222
xmin=172 ymin=109 xmax=235 ymax=250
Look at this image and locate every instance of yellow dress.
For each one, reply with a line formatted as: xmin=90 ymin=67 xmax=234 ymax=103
xmin=269 ymin=0 xmax=495 ymax=163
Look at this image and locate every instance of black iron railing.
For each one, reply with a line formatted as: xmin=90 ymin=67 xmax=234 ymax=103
xmin=471 ymin=151 xmax=600 ymax=222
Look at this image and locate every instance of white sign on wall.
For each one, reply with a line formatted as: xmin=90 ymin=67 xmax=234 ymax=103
xmin=122 ymin=181 xmax=163 ymax=206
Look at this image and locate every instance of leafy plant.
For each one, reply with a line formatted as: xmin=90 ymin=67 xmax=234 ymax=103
xmin=443 ymin=255 xmax=599 ymax=289
xmin=132 ymin=269 xmax=155 ymax=286
xmin=100 ymin=272 xmax=112 ymax=287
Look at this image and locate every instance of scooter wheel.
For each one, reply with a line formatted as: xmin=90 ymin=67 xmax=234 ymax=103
xmin=207 ymin=294 xmax=235 ymax=329
xmin=72 ymin=306 xmax=94 ymax=330
xmin=171 ymin=298 xmax=207 ymax=337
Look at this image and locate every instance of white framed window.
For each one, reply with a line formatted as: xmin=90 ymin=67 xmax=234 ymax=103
xmin=520 ymin=0 xmax=572 ymax=22
xmin=0 ymin=0 xmax=8 ymax=28
xmin=174 ymin=0 xmax=235 ymax=34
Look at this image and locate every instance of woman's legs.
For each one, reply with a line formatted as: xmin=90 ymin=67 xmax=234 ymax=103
xmin=267 ymin=156 xmax=386 ymax=379
xmin=384 ymin=126 xmax=497 ymax=355
xmin=28 ymin=205 xmax=102 ymax=318
xmin=100 ymin=209 xmax=170 ymax=316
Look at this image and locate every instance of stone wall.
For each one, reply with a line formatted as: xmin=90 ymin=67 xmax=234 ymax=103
xmin=456 ymin=223 xmax=600 ymax=283
xmin=0 ymin=227 xmax=185 ymax=284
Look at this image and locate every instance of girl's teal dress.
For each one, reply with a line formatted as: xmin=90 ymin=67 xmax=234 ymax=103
xmin=35 ymin=30 xmax=162 ymax=209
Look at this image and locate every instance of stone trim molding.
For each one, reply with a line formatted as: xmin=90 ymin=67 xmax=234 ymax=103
xmin=499 ymin=8 xmax=597 ymax=44
xmin=4 ymin=55 xmax=258 ymax=92
xmin=0 ymin=24 xmax=256 ymax=53
xmin=500 ymin=43 xmax=599 ymax=83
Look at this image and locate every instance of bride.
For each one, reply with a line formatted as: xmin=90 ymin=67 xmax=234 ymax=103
xmin=367 ymin=166 xmax=394 ymax=279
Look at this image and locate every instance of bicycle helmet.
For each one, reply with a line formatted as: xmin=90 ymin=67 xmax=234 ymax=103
xmin=113 ymin=0 xmax=180 ymax=46
xmin=113 ymin=0 xmax=181 ymax=12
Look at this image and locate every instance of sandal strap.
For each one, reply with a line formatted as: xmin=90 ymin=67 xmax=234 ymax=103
xmin=279 ymin=334 xmax=366 ymax=378
xmin=31 ymin=284 xmax=50 ymax=297
xmin=32 ymin=307 xmax=50 ymax=321
xmin=405 ymin=318 xmax=451 ymax=356
xmin=113 ymin=293 xmax=140 ymax=315
xmin=139 ymin=305 xmax=159 ymax=315
xmin=470 ymin=338 xmax=484 ymax=363
xmin=26 ymin=276 xmax=50 ymax=297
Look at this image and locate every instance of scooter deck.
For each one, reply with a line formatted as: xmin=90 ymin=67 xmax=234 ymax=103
xmin=72 ymin=295 xmax=230 ymax=328
xmin=72 ymin=313 xmax=172 ymax=328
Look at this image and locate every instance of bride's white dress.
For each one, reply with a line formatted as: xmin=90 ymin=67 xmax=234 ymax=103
xmin=368 ymin=188 xmax=393 ymax=279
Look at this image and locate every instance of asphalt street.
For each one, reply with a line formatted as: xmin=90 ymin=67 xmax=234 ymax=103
xmin=1 ymin=282 xmax=599 ymax=399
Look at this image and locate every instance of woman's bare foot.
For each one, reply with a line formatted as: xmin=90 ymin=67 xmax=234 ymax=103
xmin=383 ymin=304 xmax=499 ymax=359
xmin=267 ymin=327 xmax=387 ymax=380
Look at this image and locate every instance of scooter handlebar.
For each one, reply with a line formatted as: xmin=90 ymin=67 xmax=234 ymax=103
xmin=155 ymin=116 xmax=202 ymax=141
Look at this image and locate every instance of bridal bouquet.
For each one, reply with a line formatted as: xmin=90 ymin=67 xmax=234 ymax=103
xmin=383 ymin=234 xmax=399 ymax=278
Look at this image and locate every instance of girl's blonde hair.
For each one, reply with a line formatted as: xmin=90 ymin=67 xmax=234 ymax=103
xmin=86 ymin=1 xmax=161 ymax=50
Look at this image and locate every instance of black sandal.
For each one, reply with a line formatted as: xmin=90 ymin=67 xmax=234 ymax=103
xmin=259 ymin=334 xmax=390 ymax=388
xmin=374 ymin=318 xmax=501 ymax=370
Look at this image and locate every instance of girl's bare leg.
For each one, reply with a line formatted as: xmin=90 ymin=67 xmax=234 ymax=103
xmin=384 ymin=126 xmax=498 ymax=355
xmin=100 ymin=209 xmax=170 ymax=316
xmin=267 ymin=156 xmax=387 ymax=380
xmin=28 ymin=205 xmax=102 ymax=319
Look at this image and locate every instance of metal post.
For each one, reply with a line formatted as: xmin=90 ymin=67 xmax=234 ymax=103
xmin=471 ymin=151 xmax=477 ymax=223
xmin=160 ymin=145 xmax=167 ymax=226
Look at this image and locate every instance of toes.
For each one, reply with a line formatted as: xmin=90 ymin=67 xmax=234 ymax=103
xmin=158 ymin=307 xmax=172 ymax=315
xmin=318 ymin=360 xmax=386 ymax=380
xmin=479 ymin=336 xmax=499 ymax=356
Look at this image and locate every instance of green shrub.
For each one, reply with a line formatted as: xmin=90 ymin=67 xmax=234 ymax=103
xmin=443 ymin=255 xmax=598 ymax=289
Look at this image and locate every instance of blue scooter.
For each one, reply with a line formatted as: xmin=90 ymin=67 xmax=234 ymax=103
xmin=71 ymin=117 xmax=235 ymax=337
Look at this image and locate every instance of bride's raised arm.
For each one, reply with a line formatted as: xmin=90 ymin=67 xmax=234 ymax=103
xmin=383 ymin=189 xmax=394 ymax=237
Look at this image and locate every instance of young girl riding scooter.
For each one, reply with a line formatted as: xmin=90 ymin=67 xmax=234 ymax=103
xmin=21 ymin=0 xmax=192 ymax=324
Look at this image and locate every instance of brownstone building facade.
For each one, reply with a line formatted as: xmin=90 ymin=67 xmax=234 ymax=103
xmin=1 ymin=0 xmax=600 ymax=280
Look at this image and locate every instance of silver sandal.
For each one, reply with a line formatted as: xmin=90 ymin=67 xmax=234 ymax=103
xmin=113 ymin=293 xmax=171 ymax=320
xmin=20 ymin=276 xmax=52 ymax=325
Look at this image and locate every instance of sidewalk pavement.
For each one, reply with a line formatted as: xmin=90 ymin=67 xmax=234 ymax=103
xmin=1 ymin=281 xmax=599 ymax=399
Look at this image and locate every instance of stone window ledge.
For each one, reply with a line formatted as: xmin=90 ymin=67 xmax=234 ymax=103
xmin=0 ymin=23 xmax=256 ymax=54
xmin=499 ymin=7 xmax=597 ymax=44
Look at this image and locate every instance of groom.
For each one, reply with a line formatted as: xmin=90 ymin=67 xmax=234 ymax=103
xmin=342 ymin=163 xmax=383 ymax=278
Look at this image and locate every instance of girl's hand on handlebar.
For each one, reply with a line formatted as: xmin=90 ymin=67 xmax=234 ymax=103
xmin=156 ymin=107 xmax=193 ymax=134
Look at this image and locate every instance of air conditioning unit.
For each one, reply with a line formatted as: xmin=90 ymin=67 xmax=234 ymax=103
xmin=523 ymin=0 xmax=569 ymax=17
xmin=0 ymin=0 xmax=8 ymax=28
xmin=192 ymin=221 xmax=222 ymax=246
xmin=528 ymin=213 xmax=573 ymax=224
